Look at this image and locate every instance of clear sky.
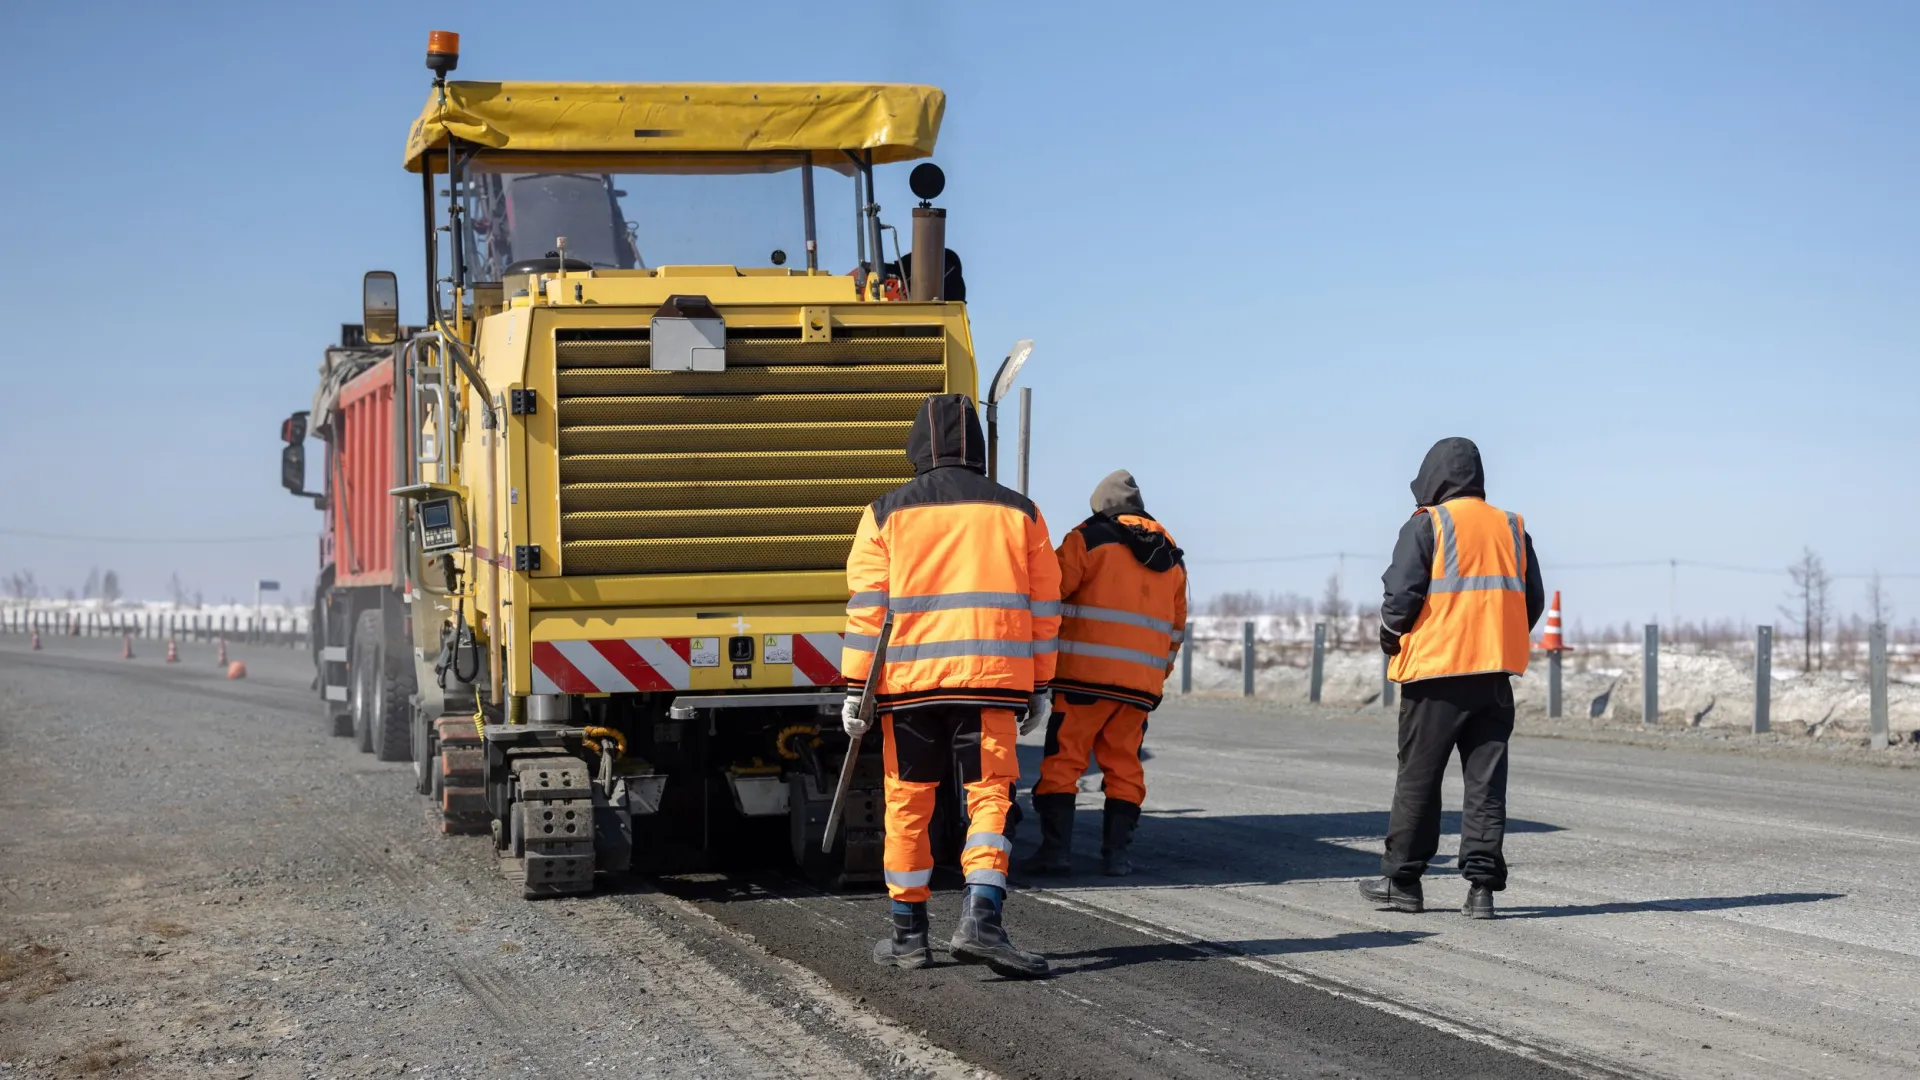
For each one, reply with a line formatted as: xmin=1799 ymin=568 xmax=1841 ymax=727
xmin=1 ymin=1 xmax=1914 ymax=628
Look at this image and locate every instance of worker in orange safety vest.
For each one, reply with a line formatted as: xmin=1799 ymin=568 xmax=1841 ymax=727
xmin=1022 ymin=470 xmax=1186 ymax=878
xmin=1365 ymin=437 xmax=1545 ymax=920
xmin=841 ymin=394 xmax=1060 ymax=978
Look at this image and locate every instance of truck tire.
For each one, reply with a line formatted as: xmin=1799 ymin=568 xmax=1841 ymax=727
xmin=349 ymin=611 xmax=381 ymax=754
xmin=411 ymin=704 xmax=436 ymax=794
xmin=370 ymin=635 xmax=416 ymax=763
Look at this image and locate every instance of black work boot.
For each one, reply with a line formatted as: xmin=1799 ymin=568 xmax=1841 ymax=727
xmin=1358 ymin=876 xmax=1425 ymax=913
xmin=1018 ymin=793 xmax=1077 ymax=876
xmin=872 ymin=902 xmax=932 ymax=969
xmin=1101 ymin=799 xmax=1141 ymax=877
xmin=1462 ymin=884 xmax=1496 ymax=920
xmin=950 ymin=888 xmax=1049 ymax=978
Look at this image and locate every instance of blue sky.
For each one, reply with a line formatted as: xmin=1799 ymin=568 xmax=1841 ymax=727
xmin=1 ymin=1 xmax=1914 ymax=628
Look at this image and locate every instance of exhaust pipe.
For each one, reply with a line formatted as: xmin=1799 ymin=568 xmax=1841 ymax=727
xmin=910 ymin=206 xmax=946 ymax=302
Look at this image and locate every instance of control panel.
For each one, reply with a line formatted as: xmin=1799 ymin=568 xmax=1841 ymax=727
xmin=416 ymin=496 xmax=467 ymax=555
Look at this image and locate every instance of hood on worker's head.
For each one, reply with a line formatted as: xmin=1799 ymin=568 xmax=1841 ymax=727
xmin=1410 ymin=437 xmax=1486 ymax=507
xmin=906 ymin=393 xmax=986 ymax=475
xmin=1090 ymin=469 xmax=1148 ymax=519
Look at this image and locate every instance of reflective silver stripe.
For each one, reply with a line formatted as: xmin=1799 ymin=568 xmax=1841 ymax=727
xmin=846 ymin=591 xmax=889 ymax=611
xmin=1428 ymin=575 xmax=1524 ymax=593
xmin=889 ymin=591 xmax=1030 ymax=613
xmin=1433 ymin=504 xmax=1460 ymax=579
xmin=884 ymin=867 xmax=934 ymax=889
xmin=1030 ymin=600 xmax=1063 ymax=618
xmin=884 ymin=638 xmax=1033 ymax=662
xmin=842 ymin=633 xmax=879 ymax=652
xmin=1168 ymin=630 xmax=1186 ymax=644
xmin=1506 ymin=511 xmax=1524 ymax=575
xmin=1060 ymin=603 xmax=1175 ymax=635
xmin=964 ymin=831 xmax=1012 ymax=854
xmin=1058 ymin=640 xmax=1171 ymax=669
xmin=1032 ymin=638 xmax=1058 ymax=655
xmin=964 ymin=869 xmax=1008 ymax=888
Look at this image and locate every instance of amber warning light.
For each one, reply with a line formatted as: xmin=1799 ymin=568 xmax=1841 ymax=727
xmin=427 ymin=30 xmax=460 ymax=77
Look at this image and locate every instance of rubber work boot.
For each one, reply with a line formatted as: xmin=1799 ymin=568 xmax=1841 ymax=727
xmin=1101 ymin=799 xmax=1141 ymax=877
xmin=1462 ymin=884 xmax=1496 ymax=920
xmin=1358 ymin=876 xmax=1425 ymax=913
xmin=950 ymin=887 xmax=1049 ymax=978
xmin=872 ymin=902 xmax=932 ymax=969
xmin=1018 ymin=793 xmax=1077 ymax=876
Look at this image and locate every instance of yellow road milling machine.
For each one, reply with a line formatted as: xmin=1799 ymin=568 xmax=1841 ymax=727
xmin=369 ymin=31 xmax=1015 ymax=898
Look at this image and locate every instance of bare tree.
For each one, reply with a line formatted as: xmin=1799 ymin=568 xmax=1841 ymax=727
xmin=3 ymin=570 xmax=37 ymax=600
xmin=168 ymin=572 xmax=191 ymax=607
xmin=1783 ymin=548 xmax=1832 ymax=673
xmin=1866 ymin=570 xmax=1892 ymax=627
xmin=1318 ymin=573 xmax=1350 ymax=648
xmin=81 ymin=566 xmax=101 ymax=600
xmin=100 ymin=570 xmax=122 ymax=605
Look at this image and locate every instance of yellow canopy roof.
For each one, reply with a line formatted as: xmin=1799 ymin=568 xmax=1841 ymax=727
xmin=404 ymin=82 xmax=944 ymax=173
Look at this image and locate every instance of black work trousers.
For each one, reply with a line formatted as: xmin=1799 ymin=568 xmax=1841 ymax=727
xmin=1382 ymin=673 xmax=1514 ymax=890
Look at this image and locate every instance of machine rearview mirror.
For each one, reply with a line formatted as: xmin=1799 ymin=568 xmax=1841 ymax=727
xmin=281 ymin=411 xmax=307 ymax=444
xmin=280 ymin=442 xmax=307 ymax=495
xmin=362 ymin=271 xmax=400 ymax=345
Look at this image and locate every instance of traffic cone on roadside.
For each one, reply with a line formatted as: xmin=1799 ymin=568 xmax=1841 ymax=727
xmin=166 ymin=638 xmax=180 ymax=663
xmin=122 ymin=634 xmax=135 ymax=660
xmin=1542 ymin=591 xmax=1565 ymax=652
xmin=216 ymin=637 xmax=228 ymax=666
xmin=226 ymin=661 xmax=247 ymax=680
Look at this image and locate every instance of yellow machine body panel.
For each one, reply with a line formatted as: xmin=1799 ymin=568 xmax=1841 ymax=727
xmin=453 ymin=281 xmax=977 ymax=699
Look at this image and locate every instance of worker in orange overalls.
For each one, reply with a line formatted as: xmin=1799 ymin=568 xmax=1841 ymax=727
xmin=1023 ymin=470 xmax=1186 ymax=877
xmin=842 ymin=394 xmax=1060 ymax=977
xmin=1368 ymin=437 xmax=1544 ymax=920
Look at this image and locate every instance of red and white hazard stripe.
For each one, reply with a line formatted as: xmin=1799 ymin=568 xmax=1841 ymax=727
xmin=532 ymin=638 xmax=694 ymax=694
xmin=788 ymin=633 xmax=845 ymax=687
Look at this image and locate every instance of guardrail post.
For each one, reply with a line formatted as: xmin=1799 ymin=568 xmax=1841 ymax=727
xmin=1242 ymin=620 xmax=1255 ymax=698
xmin=1548 ymin=650 xmax=1563 ymax=719
xmin=1380 ymin=651 xmax=1394 ymax=708
xmin=1642 ymin=623 xmax=1659 ymax=725
xmin=1870 ymin=622 xmax=1889 ymax=750
xmin=1754 ymin=625 xmax=1772 ymax=734
xmin=1180 ymin=620 xmax=1193 ymax=695
xmin=1309 ymin=622 xmax=1326 ymax=703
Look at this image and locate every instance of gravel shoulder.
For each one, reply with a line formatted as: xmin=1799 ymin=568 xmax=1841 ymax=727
xmin=0 ymin=636 xmax=980 ymax=1080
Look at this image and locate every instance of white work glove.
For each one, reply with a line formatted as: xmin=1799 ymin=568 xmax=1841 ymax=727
xmin=841 ymin=694 xmax=869 ymax=737
xmin=1020 ymin=691 xmax=1053 ymax=736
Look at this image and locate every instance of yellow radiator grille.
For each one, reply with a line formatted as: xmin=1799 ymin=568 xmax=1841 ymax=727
xmin=555 ymin=327 xmax=945 ymax=575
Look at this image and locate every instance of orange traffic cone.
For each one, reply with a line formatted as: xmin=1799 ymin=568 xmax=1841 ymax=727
xmin=226 ymin=661 xmax=247 ymax=680
xmin=166 ymin=638 xmax=180 ymax=663
xmin=1542 ymin=591 xmax=1565 ymax=652
xmin=216 ymin=638 xmax=228 ymax=666
xmin=122 ymin=634 xmax=135 ymax=660
xmin=30 ymin=631 xmax=41 ymax=650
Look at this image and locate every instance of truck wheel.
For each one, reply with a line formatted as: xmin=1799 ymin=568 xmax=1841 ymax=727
xmin=370 ymin=634 xmax=416 ymax=764
xmin=412 ymin=706 xmax=436 ymax=795
xmin=350 ymin=611 xmax=381 ymax=753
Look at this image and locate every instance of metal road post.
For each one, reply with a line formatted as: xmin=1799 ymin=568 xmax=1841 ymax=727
xmin=1754 ymin=625 xmax=1772 ymax=734
xmin=1181 ymin=620 xmax=1193 ymax=694
xmin=1017 ymin=387 xmax=1032 ymax=495
xmin=1242 ymin=620 xmax=1255 ymax=697
xmin=1381 ymin=651 xmax=1395 ymax=708
xmin=1309 ymin=623 xmax=1326 ymax=703
xmin=1642 ymin=624 xmax=1659 ymax=726
xmin=1870 ymin=622 xmax=1889 ymax=750
xmin=1548 ymin=650 xmax=1563 ymax=719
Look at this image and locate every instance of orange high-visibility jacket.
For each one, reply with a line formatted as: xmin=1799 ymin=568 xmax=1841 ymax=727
xmin=1053 ymin=514 xmax=1188 ymax=710
xmin=841 ymin=395 xmax=1062 ymax=711
xmin=1388 ymin=497 xmax=1532 ymax=683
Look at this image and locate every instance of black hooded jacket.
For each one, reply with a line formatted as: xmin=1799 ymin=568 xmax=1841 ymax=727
xmin=1380 ymin=438 xmax=1545 ymax=658
xmin=871 ymin=393 xmax=1036 ymax=526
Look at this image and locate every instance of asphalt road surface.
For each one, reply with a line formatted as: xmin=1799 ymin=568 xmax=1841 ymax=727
xmin=4 ymin=635 xmax=1911 ymax=1078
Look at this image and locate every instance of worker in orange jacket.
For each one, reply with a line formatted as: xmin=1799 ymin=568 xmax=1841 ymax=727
xmin=841 ymin=394 xmax=1060 ymax=978
xmin=1367 ymin=437 xmax=1544 ymax=920
xmin=1023 ymin=470 xmax=1186 ymax=877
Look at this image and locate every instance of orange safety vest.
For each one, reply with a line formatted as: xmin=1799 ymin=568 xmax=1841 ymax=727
xmin=1388 ymin=497 xmax=1531 ymax=684
xmin=1052 ymin=515 xmax=1188 ymax=710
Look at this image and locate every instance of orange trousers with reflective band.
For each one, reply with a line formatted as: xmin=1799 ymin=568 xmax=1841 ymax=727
xmin=1034 ymin=696 xmax=1147 ymax=806
xmin=880 ymin=705 xmax=1019 ymax=902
